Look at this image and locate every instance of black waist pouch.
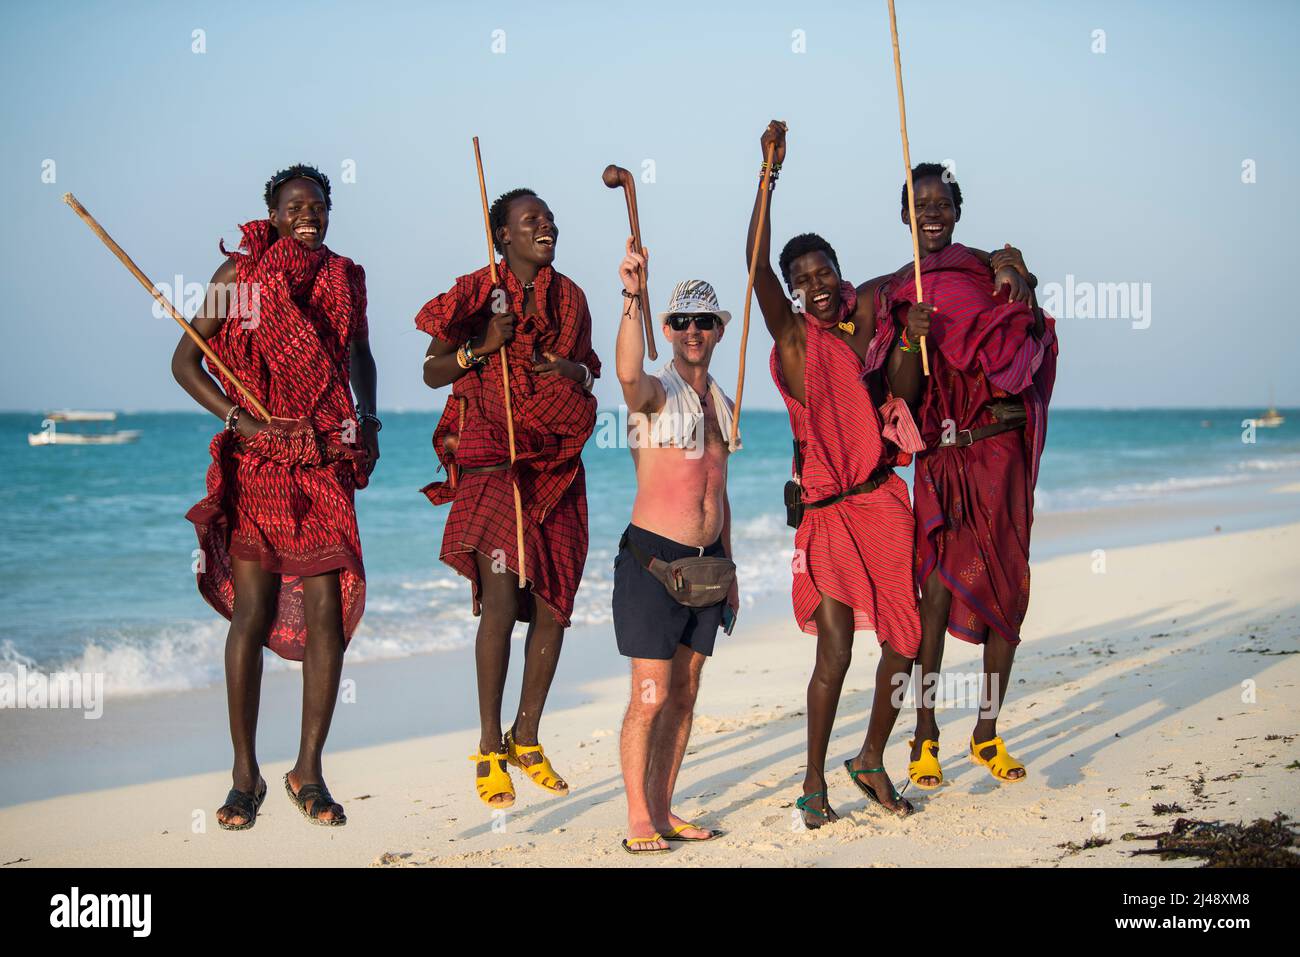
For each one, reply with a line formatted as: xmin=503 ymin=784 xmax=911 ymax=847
xmin=785 ymin=438 xmax=805 ymax=529
xmin=784 ymin=480 xmax=803 ymax=529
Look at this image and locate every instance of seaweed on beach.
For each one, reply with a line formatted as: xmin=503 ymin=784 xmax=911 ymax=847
xmin=1056 ymin=836 xmax=1111 ymax=856
xmin=1126 ymin=813 xmax=1300 ymax=867
xmin=1152 ymin=803 xmax=1187 ymax=816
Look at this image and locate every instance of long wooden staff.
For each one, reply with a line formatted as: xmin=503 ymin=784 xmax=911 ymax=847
xmin=601 ymin=165 xmax=657 ymax=360
xmin=62 ymin=192 xmax=272 ymax=419
xmin=471 ymin=137 xmax=527 ymax=588
xmin=731 ymin=141 xmax=777 ymax=451
xmin=887 ymin=0 xmax=930 ymax=376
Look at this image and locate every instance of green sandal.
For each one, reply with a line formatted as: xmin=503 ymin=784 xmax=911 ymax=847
xmin=795 ymin=790 xmax=833 ymax=829
xmin=844 ymin=760 xmax=914 ymax=817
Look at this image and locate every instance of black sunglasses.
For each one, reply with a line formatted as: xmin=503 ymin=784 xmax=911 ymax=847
xmin=667 ymin=314 xmax=720 ymax=332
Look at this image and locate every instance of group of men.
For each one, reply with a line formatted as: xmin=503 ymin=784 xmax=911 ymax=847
xmin=174 ymin=118 xmax=1057 ymax=851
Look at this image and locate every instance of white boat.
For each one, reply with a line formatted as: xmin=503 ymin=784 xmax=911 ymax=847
xmin=27 ymin=416 xmax=140 ymax=446
xmin=44 ymin=410 xmax=118 ymax=422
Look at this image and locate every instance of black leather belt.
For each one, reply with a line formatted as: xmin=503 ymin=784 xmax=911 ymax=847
xmin=803 ymin=465 xmax=895 ymax=511
xmin=938 ymin=399 xmax=1026 ymax=448
xmin=461 ymin=462 xmax=509 ymax=475
xmin=938 ymin=420 xmax=1024 ymax=448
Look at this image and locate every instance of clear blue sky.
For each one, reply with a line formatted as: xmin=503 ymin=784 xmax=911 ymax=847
xmin=2 ymin=0 xmax=1295 ymax=412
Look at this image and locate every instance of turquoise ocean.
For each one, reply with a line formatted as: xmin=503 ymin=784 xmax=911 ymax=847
xmin=2 ymin=408 xmax=1298 ymax=696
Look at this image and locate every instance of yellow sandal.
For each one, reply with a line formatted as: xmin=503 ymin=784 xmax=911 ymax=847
xmin=907 ymin=738 xmax=944 ymax=790
xmin=505 ymin=729 xmax=569 ymax=795
xmin=469 ymin=750 xmax=515 ymax=807
xmin=969 ymin=735 xmax=1026 ymax=783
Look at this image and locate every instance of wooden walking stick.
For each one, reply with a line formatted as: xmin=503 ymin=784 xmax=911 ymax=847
xmin=472 ymin=137 xmax=527 ymax=588
xmin=62 ymin=192 xmax=272 ymax=420
xmin=887 ymin=0 xmax=930 ymax=376
xmin=601 ymin=165 xmax=657 ymax=360
xmin=731 ymin=141 xmax=777 ymax=451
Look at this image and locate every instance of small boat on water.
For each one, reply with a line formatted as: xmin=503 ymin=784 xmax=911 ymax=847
xmin=1253 ymin=406 xmax=1285 ymax=429
xmin=27 ymin=413 xmax=141 ymax=446
xmin=45 ymin=410 xmax=118 ymax=422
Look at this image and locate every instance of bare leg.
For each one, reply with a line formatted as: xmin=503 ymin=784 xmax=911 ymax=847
xmin=471 ymin=551 xmax=519 ymax=802
xmin=620 ymin=657 xmax=672 ymax=850
xmin=216 ymin=556 xmax=277 ymax=827
xmin=800 ymin=594 xmax=855 ymax=828
xmin=911 ymin=569 xmax=952 ymax=784
xmin=508 ymin=594 xmax=567 ymax=788
xmin=647 ymin=645 xmax=710 ymax=839
xmin=847 ymin=640 xmax=915 ymax=814
xmin=286 ymin=570 xmax=346 ymax=822
xmin=973 ymin=634 xmax=1023 ymax=776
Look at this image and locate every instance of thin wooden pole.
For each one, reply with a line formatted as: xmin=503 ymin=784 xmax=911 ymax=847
xmin=887 ymin=0 xmax=930 ymax=376
xmin=62 ymin=193 xmax=272 ymax=420
xmin=731 ymin=141 xmax=777 ymax=451
xmin=471 ymin=137 xmax=527 ymax=588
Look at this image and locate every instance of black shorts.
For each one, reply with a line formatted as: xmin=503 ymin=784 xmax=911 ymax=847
xmin=612 ymin=524 xmax=726 ymax=660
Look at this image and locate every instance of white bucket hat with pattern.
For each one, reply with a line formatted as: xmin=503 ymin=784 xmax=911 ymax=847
xmin=657 ymin=279 xmax=731 ymax=326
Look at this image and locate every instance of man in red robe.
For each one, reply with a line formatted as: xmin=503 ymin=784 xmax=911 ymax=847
xmin=748 ymin=121 xmax=929 ymax=827
xmin=879 ymin=163 xmax=1058 ymax=787
xmin=417 ymin=188 xmax=600 ymax=809
xmin=175 ymin=164 xmax=379 ymax=830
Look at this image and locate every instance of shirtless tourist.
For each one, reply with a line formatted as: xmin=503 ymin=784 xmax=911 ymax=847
xmin=612 ymin=240 xmax=739 ymax=854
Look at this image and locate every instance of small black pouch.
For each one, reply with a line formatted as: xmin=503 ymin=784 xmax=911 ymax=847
xmin=784 ymin=439 xmax=805 ymax=529
xmin=784 ymin=480 xmax=803 ymax=529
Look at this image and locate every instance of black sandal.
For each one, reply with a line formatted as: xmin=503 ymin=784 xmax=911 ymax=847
xmin=283 ymin=773 xmax=347 ymax=827
xmin=844 ymin=760 xmax=914 ymax=817
xmin=217 ymin=779 xmax=268 ymax=831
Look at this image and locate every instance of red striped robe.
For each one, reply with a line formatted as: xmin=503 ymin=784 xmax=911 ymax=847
xmin=771 ymin=282 xmax=921 ymax=656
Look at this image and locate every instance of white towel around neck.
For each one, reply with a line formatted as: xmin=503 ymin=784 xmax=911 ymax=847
xmin=646 ymin=360 xmax=742 ymax=453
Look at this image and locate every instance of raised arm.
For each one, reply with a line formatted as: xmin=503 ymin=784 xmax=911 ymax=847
xmin=746 ymin=121 xmax=798 ymax=347
xmin=615 ymin=238 xmax=665 ymax=415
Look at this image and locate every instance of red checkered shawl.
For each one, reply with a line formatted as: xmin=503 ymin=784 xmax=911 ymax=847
xmin=415 ymin=262 xmax=600 ymax=521
xmin=185 ymin=220 xmax=369 ymax=660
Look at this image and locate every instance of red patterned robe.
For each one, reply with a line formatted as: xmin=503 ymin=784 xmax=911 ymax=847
xmin=879 ymin=243 xmax=1059 ymax=644
xmin=415 ymin=262 xmax=600 ymax=625
xmin=186 ymin=220 xmax=369 ymax=661
xmin=771 ymin=281 xmax=924 ymax=656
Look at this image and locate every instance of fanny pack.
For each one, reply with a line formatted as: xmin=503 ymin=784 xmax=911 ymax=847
xmin=784 ymin=439 xmax=894 ymax=529
xmin=619 ymin=531 xmax=735 ymax=609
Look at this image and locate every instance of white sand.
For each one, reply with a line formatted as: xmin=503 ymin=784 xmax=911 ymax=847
xmin=1 ymin=522 xmax=1296 ymax=868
